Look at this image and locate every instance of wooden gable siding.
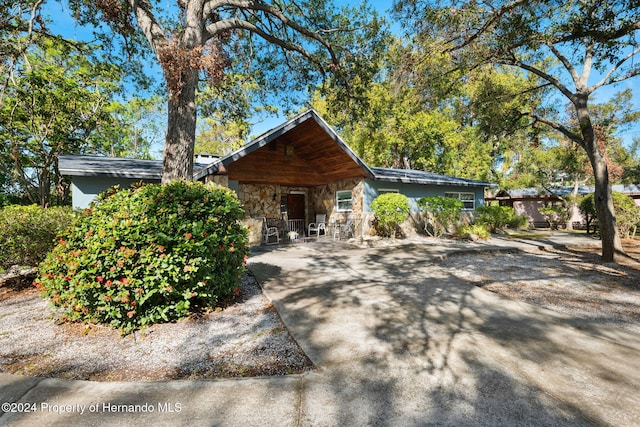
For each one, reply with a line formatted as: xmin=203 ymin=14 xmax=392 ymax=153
xmin=226 ymin=119 xmax=369 ymax=186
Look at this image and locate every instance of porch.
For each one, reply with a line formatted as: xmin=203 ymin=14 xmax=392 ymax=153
xmin=243 ymin=216 xmax=359 ymax=247
xmin=236 ymin=179 xmax=365 ymax=246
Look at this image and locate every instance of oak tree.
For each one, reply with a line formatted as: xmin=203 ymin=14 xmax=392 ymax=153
xmin=395 ymin=0 xmax=640 ymax=262
xmin=68 ymin=0 xmax=384 ymax=183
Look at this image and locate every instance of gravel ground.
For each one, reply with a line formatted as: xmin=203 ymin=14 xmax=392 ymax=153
xmin=1 ymin=239 xmax=639 ymax=382
xmin=0 ymin=273 xmax=312 ymax=381
xmin=442 ymin=243 xmax=640 ymax=334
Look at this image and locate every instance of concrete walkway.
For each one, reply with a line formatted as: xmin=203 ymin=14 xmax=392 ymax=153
xmin=1 ymin=233 xmax=639 ymax=426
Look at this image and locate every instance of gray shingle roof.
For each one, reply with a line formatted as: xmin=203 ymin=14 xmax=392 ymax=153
xmin=59 ymin=155 xmax=212 ymax=180
xmin=497 ymin=185 xmax=640 ymax=198
xmin=58 ymin=111 xmax=494 ymax=191
xmin=59 ymin=155 xmax=163 ymax=179
xmin=504 ymin=186 xmax=593 ymax=197
xmin=371 ymin=167 xmax=494 ymax=187
xmin=613 ymin=184 xmax=640 ymax=194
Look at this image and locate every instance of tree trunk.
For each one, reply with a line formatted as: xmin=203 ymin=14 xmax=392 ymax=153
xmin=590 ymin=151 xmax=623 ymax=262
xmin=576 ymin=97 xmax=623 ymax=262
xmin=53 ymin=158 xmax=69 ymax=205
xmin=39 ymin=157 xmax=52 ymax=208
xmin=162 ymin=68 xmax=198 ymax=183
xmin=158 ymin=0 xmax=207 ymax=184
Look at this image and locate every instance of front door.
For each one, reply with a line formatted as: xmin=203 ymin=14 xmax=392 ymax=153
xmin=287 ymin=194 xmax=305 ymax=235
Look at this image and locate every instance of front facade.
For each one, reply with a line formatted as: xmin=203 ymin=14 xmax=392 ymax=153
xmin=60 ymin=110 xmax=493 ymax=241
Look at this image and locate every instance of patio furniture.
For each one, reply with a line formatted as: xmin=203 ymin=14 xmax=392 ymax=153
xmin=308 ymin=214 xmax=326 ymax=238
xmin=334 ymin=216 xmax=354 ymax=240
xmin=258 ymin=217 xmax=279 ymax=245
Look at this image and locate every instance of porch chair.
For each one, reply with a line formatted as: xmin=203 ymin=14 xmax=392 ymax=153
xmin=308 ymin=214 xmax=326 ymax=238
xmin=334 ymin=216 xmax=355 ymax=240
xmin=258 ymin=217 xmax=279 ymax=245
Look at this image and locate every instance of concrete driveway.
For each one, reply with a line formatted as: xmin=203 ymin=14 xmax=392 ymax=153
xmin=249 ymin=242 xmax=640 ymax=426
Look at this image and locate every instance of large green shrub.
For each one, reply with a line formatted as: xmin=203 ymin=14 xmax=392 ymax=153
xmin=579 ymin=192 xmax=639 ymax=238
xmin=418 ymin=196 xmax=463 ymax=237
xmin=0 ymin=194 xmax=9 ymax=209
xmin=35 ymin=181 xmax=249 ymax=334
xmin=476 ymin=205 xmax=527 ymax=233
xmin=507 ymin=212 xmax=529 ymax=229
xmin=0 ymin=205 xmax=75 ymax=270
xmin=370 ymin=193 xmax=410 ymax=238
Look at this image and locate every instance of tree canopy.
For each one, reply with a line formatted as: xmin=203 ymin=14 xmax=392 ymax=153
xmin=0 ymin=2 xmax=160 ymax=206
xmin=66 ymin=0 xmax=387 ymax=182
xmin=0 ymin=37 xmax=123 ymax=206
xmin=393 ymin=0 xmax=640 ymax=262
xmin=312 ymin=36 xmax=542 ymax=183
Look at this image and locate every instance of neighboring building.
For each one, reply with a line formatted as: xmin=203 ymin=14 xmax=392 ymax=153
xmin=60 ymin=109 xmax=493 ymax=239
xmin=486 ymin=185 xmax=640 ymax=228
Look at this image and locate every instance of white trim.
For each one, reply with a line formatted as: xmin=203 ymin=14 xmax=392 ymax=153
xmin=445 ymin=191 xmax=476 ymax=210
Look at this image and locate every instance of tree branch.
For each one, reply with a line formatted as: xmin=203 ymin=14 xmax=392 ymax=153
xmin=545 ymin=41 xmax=583 ymax=89
xmin=530 ymin=113 xmax=584 ymax=148
xmin=498 ymin=54 xmax=577 ymax=103
xmin=206 ymin=18 xmax=325 ymax=70
xmin=127 ymin=0 xmax=168 ymax=56
xmin=591 ymin=46 xmax=640 ymax=91
xmin=442 ymin=0 xmax=529 ymax=52
xmin=203 ymin=0 xmax=339 ymax=66
xmin=552 ymin=20 xmax=640 ymax=45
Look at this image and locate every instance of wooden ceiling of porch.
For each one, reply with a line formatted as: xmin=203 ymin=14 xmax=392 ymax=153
xmin=226 ymin=119 xmax=369 ymax=186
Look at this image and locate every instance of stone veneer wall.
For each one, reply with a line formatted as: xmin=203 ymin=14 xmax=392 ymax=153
xmin=237 ymin=184 xmax=283 ymax=219
xmin=209 ymin=176 xmax=425 ymax=240
xmin=233 ymin=179 xmax=367 ymax=238
xmin=205 ymin=174 xmax=229 ymax=187
xmin=241 ymin=217 xmax=263 ymax=247
xmin=309 ymin=179 xmax=365 ymax=237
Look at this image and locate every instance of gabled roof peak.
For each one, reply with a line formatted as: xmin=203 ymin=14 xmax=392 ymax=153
xmin=193 ymin=109 xmax=374 ymax=181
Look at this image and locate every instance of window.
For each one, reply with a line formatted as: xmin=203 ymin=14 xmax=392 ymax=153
xmin=445 ymin=192 xmax=475 ymax=210
xmin=336 ymin=190 xmax=353 ymax=212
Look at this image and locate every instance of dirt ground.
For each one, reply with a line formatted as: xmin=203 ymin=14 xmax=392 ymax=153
xmin=1 ymin=239 xmax=639 ymax=381
xmin=444 ymin=239 xmax=640 ymax=333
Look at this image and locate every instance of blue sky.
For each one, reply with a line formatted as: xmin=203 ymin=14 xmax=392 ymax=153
xmin=47 ymin=0 xmax=639 ymax=156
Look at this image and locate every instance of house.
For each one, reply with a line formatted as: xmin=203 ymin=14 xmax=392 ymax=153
xmin=60 ymin=109 xmax=493 ymax=241
xmin=486 ymin=185 xmax=640 ymax=228
xmin=59 ymin=156 xmax=163 ymax=209
xmin=59 ymin=155 xmax=214 ymax=209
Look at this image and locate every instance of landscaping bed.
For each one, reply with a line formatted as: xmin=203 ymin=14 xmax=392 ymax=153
xmin=0 ymin=273 xmax=312 ymax=381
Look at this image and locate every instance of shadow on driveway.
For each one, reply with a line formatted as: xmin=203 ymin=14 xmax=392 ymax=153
xmin=249 ymin=243 xmax=640 ymax=426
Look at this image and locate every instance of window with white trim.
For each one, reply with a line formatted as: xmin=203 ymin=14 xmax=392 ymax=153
xmin=445 ymin=192 xmax=475 ymax=210
xmin=336 ymin=190 xmax=353 ymax=212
